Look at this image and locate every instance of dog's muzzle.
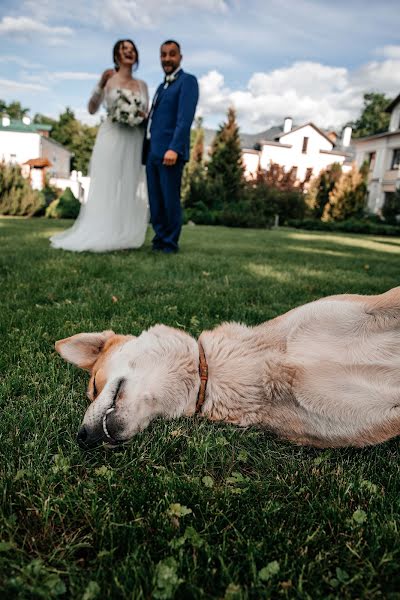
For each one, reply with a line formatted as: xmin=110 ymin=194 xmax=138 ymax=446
xmin=76 ymin=408 xmax=121 ymax=449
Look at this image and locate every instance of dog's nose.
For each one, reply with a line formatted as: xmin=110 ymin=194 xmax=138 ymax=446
xmin=77 ymin=425 xmax=88 ymax=448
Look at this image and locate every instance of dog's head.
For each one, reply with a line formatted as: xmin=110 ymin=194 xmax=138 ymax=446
xmin=55 ymin=326 xmax=200 ymax=448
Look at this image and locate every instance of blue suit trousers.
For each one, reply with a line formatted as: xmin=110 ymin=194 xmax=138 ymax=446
xmin=146 ymin=153 xmax=184 ymax=252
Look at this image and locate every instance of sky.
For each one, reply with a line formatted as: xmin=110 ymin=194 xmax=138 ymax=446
xmin=0 ymin=0 xmax=400 ymax=133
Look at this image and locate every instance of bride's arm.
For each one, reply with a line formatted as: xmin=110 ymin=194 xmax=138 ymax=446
xmin=88 ymin=69 xmax=115 ymax=114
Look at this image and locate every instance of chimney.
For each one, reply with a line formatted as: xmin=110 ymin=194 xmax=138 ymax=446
xmin=283 ymin=116 xmax=293 ymax=133
xmin=2 ymin=114 xmax=10 ymax=127
xmin=22 ymin=115 xmax=31 ymax=125
xmin=341 ymin=125 xmax=352 ymax=148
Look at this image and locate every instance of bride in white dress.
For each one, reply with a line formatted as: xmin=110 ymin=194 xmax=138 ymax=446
xmin=50 ymin=39 xmax=149 ymax=252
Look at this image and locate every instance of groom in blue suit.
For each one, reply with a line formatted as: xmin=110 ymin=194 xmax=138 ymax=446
xmin=145 ymin=40 xmax=199 ymax=253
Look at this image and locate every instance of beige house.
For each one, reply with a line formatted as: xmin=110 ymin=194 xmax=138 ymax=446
xmin=242 ymin=117 xmax=353 ymax=181
xmin=353 ymin=94 xmax=400 ymax=213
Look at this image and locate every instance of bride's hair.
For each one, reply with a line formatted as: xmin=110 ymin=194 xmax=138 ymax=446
xmin=113 ymin=39 xmax=139 ymax=71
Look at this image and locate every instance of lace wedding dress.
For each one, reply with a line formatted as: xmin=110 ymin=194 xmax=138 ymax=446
xmin=50 ymin=82 xmax=149 ymax=252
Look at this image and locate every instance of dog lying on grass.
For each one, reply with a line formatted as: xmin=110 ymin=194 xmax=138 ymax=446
xmin=56 ymin=287 xmax=400 ymax=449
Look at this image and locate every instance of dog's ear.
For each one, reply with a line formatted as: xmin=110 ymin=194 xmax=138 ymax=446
xmin=55 ymin=331 xmax=115 ymax=371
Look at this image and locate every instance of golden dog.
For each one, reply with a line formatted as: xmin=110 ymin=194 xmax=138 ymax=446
xmin=56 ymin=287 xmax=400 ymax=448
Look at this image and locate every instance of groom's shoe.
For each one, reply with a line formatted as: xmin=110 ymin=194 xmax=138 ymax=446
xmin=162 ymin=247 xmax=179 ymax=254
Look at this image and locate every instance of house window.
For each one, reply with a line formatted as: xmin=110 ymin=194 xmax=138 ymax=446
xmin=368 ymin=151 xmax=376 ymax=170
xmin=391 ymin=148 xmax=400 ymax=170
xmin=302 ymin=137 xmax=309 ymax=154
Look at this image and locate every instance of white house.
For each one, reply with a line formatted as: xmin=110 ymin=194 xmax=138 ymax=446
xmin=353 ymin=93 xmax=400 ymax=214
xmin=242 ymin=117 xmax=353 ymax=181
xmin=0 ymin=114 xmax=73 ymax=191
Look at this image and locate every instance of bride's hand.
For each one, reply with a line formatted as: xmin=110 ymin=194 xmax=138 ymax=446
xmin=99 ymin=69 xmax=115 ymax=89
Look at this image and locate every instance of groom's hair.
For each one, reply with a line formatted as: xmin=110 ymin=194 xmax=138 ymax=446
xmin=161 ymin=40 xmax=181 ymax=52
xmin=113 ymin=39 xmax=139 ymax=71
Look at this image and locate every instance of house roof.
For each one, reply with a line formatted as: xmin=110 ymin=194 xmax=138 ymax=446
xmin=0 ymin=118 xmax=52 ymax=133
xmin=23 ymin=157 xmax=52 ymax=168
xmin=385 ymin=93 xmax=400 ymax=114
xmin=279 ymin=122 xmax=334 ymax=145
xmin=351 ymin=129 xmax=400 ymax=143
xmin=204 ymin=122 xmax=345 ymax=152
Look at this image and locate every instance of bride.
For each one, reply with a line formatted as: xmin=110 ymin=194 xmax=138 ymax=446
xmin=50 ymin=39 xmax=149 ymax=252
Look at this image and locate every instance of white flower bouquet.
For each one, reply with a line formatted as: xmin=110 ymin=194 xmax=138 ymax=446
xmin=108 ymin=89 xmax=144 ymax=127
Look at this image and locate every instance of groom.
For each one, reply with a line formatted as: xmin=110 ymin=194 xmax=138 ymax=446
xmin=145 ymin=40 xmax=199 ymax=253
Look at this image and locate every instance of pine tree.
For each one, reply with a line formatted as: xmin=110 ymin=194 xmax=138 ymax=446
xmin=322 ymin=163 xmax=368 ymax=221
xmin=306 ymin=163 xmax=342 ymax=219
xmin=207 ymin=107 xmax=244 ymax=209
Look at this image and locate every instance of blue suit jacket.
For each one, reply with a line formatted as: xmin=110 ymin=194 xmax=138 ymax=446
xmin=148 ymin=69 xmax=199 ymax=162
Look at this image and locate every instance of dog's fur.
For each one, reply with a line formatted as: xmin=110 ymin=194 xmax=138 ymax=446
xmin=56 ymin=287 xmax=400 ymax=448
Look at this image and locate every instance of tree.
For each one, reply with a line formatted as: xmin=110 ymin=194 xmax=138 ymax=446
xmin=351 ymin=93 xmax=392 ymax=138
xmin=70 ymin=124 xmax=98 ymax=174
xmin=207 ymin=106 xmax=244 ymax=208
xmin=35 ymin=108 xmax=99 ymax=174
xmin=0 ymin=99 xmax=29 ymax=119
xmin=0 ymin=161 xmax=45 ymax=216
xmin=306 ymin=163 xmax=342 ymax=219
xmin=50 ymin=107 xmax=80 ymax=147
xmin=322 ymin=162 xmax=368 ymax=221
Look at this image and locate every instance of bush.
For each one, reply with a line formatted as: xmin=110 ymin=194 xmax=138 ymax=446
xmin=220 ymin=180 xmax=277 ymax=228
xmin=0 ymin=161 xmax=46 ymax=216
xmin=42 ymin=181 xmax=62 ymax=207
xmin=45 ymin=187 xmax=80 ymax=219
xmin=287 ymin=217 xmax=400 ymax=236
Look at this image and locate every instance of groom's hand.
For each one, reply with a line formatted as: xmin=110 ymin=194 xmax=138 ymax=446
xmin=163 ymin=150 xmax=178 ymax=166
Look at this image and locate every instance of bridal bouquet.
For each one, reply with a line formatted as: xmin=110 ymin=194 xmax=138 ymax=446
xmin=108 ymin=89 xmax=144 ymax=127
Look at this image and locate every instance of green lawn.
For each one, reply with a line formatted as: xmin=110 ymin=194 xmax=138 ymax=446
xmin=1 ymin=217 xmax=399 ymax=599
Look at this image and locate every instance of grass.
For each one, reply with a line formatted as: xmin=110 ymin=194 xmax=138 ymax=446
xmin=0 ymin=217 xmax=399 ymax=599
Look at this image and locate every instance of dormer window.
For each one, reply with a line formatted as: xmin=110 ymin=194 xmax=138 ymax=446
xmin=302 ymin=137 xmax=309 ymax=154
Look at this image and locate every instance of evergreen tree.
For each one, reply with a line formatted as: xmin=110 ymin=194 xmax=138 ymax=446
xmin=0 ymin=161 xmax=45 ymax=216
xmin=323 ymin=163 xmax=368 ymax=221
xmin=352 ymin=93 xmax=392 ymax=138
xmin=207 ymin=107 xmax=244 ymax=208
xmin=306 ymin=163 xmax=342 ymax=219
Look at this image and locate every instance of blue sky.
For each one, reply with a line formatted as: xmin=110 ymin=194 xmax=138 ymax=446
xmin=0 ymin=0 xmax=399 ymax=132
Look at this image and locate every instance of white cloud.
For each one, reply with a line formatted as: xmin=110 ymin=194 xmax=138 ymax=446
xmin=0 ymin=78 xmax=48 ymax=93
xmin=375 ymin=45 xmax=400 ymax=59
xmin=99 ymin=0 xmax=229 ymax=29
xmin=0 ymin=16 xmax=73 ymax=39
xmin=0 ymin=55 xmax=44 ymax=69
xmin=19 ymin=0 xmax=228 ymax=31
xmin=198 ymin=54 xmax=400 ymax=132
xmin=52 ymin=72 xmax=99 ymax=81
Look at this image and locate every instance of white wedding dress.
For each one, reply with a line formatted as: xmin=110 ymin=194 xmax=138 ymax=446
xmin=50 ymin=83 xmax=149 ymax=252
